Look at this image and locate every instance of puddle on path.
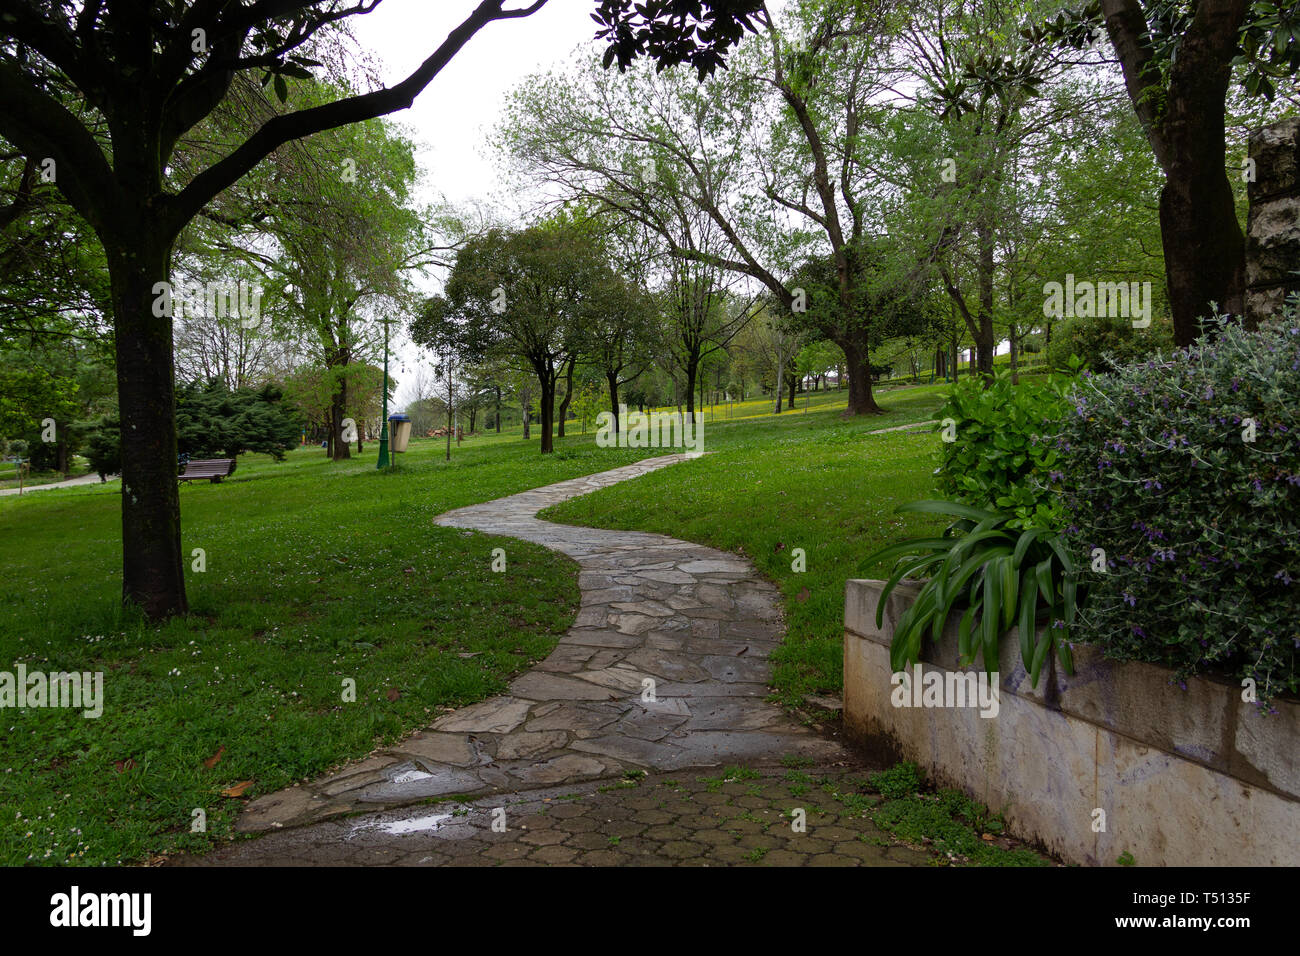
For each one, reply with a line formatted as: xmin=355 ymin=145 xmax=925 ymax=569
xmin=348 ymin=811 xmax=456 ymax=838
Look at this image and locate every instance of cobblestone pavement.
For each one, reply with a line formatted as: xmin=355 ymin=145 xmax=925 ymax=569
xmin=174 ymin=768 xmax=935 ymax=867
xmin=226 ymin=454 xmax=851 ymax=841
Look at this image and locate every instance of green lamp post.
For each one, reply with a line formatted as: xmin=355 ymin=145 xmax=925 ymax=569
xmin=376 ymin=315 xmax=391 ymax=470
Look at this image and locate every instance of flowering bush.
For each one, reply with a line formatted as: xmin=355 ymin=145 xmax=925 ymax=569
xmin=1055 ymin=316 xmax=1300 ymax=706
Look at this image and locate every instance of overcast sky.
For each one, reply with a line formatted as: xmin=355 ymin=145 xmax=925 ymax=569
xmin=353 ymin=0 xmax=602 ymax=207
xmin=349 ymin=1 xmax=606 ymax=404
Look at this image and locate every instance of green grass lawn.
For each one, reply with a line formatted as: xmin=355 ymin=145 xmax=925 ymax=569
xmin=0 ymin=382 xmax=947 ymax=865
xmin=545 ymin=383 xmax=949 ymax=706
xmin=0 ymin=433 xmax=658 ymax=865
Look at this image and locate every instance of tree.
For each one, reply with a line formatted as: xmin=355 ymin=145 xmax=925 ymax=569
xmin=502 ymin=0 xmax=931 ymax=415
xmin=0 ymin=0 xmax=559 ymax=618
xmin=1034 ymin=0 xmax=1300 ymax=343
xmin=442 ymin=225 xmax=609 ymax=453
xmin=0 ymin=0 xmax=787 ymax=618
xmin=175 ymin=380 xmax=302 ymax=460
xmin=737 ymin=301 xmax=803 ymax=413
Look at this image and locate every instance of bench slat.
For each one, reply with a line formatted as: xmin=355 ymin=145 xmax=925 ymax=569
xmin=179 ymin=458 xmax=237 ymax=482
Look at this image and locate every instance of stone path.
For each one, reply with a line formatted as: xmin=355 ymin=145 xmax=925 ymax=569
xmin=227 ymin=453 xmax=851 ymax=840
xmin=175 ymin=768 xmax=934 ymax=867
xmin=0 ymin=472 xmax=115 ymax=497
xmin=866 ymin=420 xmax=938 ymax=435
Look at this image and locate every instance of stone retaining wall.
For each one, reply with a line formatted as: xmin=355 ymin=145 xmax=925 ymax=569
xmin=843 ymin=579 xmax=1300 ymax=866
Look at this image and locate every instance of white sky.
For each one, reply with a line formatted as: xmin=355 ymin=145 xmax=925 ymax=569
xmin=353 ymin=0 xmax=600 ymax=208
xmin=351 ymin=0 xmax=604 ymax=404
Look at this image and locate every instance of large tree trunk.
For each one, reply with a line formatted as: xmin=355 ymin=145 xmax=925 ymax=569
xmin=1160 ymin=165 xmax=1246 ymax=343
xmin=108 ymin=241 xmax=187 ymax=619
xmin=330 ymin=369 xmax=351 ymax=461
xmin=787 ymin=371 xmax=797 ymax=408
xmin=1101 ymin=0 xmax=1248 ymax=345
xmin=839 ymin=339 xmax=882 ymax=415
xmin=495 ymin=385 xmax=501 ymax=434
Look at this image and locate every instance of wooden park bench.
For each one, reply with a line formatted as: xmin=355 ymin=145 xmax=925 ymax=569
xmin=178 ymin=458 xmax=237 ymax=484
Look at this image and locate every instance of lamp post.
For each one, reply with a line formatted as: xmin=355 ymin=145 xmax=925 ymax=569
xmin=376 ymin=315 xmax=391 ymax=470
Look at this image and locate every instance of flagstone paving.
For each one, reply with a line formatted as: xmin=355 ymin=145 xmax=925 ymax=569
xmin=182 ymin=452 xmax=910 ymax=865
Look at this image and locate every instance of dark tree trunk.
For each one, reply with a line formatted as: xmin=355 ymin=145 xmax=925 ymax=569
xmin=606 ymin=372 xmax=621 ymax=433
xmin=1008 ymin=321 xmax=1020 ymax=385
xmin=787 ymin=371 xmax=797 ymax=408
xmin=1160 ymin=166 xmax=1246 ymax=342
xmin=557 ymin=356 xmax=575 ymax=439
xmin=684 ymin=358 xmax=699 ymax=422
xmin=495 ymin=385 xmax=502 ymax=434
xmin=539 ymin=377 xmax=556 ymax=454
xmin=840 ymin=339 xmax=882 ymax=414
xmin=108 ymin=240 xmax=187 ymax=619
xmin=976 ymin=219 xmax=996 ymax=381
xmin=330 ymin=369 xmax=351 ymax=461
xmin=1101 ymin=0 xmax=1249 ymax=345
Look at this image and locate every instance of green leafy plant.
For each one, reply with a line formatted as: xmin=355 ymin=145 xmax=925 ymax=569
xmin=863 ymin=500 xmax=1078 ymax=685
xmin=1046 ymin=312 xmax=1174 ymax=375
xmin=936 ymin=370 xmax=1073 ymax=530
xmin=867 ymin=762 xmax=924 ymax=799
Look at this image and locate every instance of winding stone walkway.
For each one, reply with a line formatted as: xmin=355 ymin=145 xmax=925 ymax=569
xmin=232 ymin=453 xmax=850 ymax=837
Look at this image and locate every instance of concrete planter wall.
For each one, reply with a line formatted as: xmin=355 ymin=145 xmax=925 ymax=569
xmin=843 ymin=579 xmax=1300 ymax=866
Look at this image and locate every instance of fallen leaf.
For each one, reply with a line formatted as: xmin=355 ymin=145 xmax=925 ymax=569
xmin=386 ymin=687 xmax=401 ymax=701
xmin=796 ymin=587 xmax=809 ymax=603
xmin=774 ymin=542 xmax=785 ymax=552
xmin=981 ymin=833 xmax=994 ymax=841
xmin=203 ymin=745 xmax=226 ymax=769
xmin=114 ymin=758 xmax=136 ymax=773
xmin=221 ymin=780 xmax=254 ymax=798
